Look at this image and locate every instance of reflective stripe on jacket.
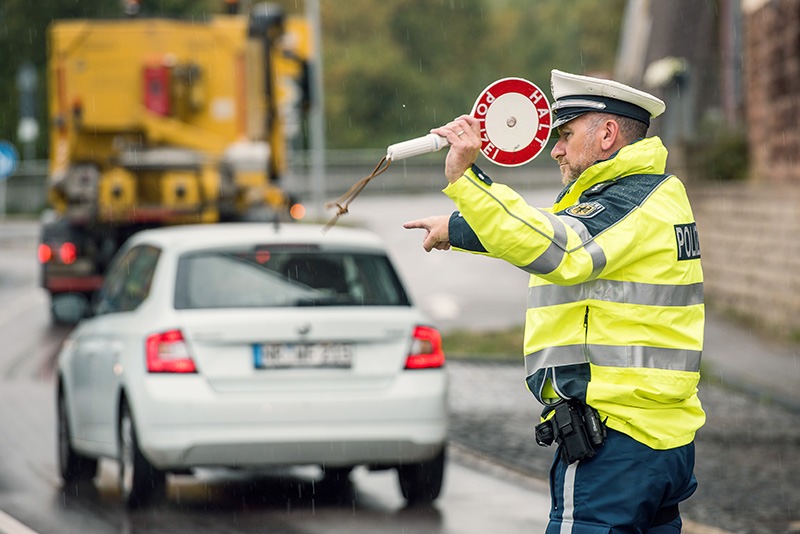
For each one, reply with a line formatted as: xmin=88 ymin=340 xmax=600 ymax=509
xmin=444 ymin=136 xmax=705 ymax=450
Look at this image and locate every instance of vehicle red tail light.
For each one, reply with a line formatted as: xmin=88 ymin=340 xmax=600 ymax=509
xmin=59 ymin=242 xmax=77 ymax=265
xmin=146 ymin=329 xmax=197 ymax=373
xmin=405 ymin=325 xmax=445 ymax=369
xmin=38 ymin=244 xmax=53 ymax=263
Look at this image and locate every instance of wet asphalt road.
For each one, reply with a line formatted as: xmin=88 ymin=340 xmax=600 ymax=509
xmin=0 ymin=218 xmax=554 ymax=533
xmin=447 ymin=360 xmax=800 ymax=534
xmin=4 ymin=183 xmax=800 ymax=533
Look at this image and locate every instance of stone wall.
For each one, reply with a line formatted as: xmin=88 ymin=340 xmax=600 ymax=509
xmin=743 ymin=0 xmax=800 ymax=183
xmin=690 ymin=182 xmax=800 ymax=337
xmin=684 ymin=0 xmax=800 ymax=336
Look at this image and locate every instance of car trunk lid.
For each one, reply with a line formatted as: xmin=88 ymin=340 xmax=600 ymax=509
xmin=176 ymin=307 xmax=423 ymax=392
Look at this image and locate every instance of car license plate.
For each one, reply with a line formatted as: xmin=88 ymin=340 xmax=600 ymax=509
xmin=254 ymin=343 xmax=353 ymax=369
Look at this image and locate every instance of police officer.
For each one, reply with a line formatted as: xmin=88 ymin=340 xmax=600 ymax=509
xmin=404 ymin=69 xmax=705 ymax=532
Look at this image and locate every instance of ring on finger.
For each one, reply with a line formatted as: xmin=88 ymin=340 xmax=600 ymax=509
xmin=456 ymin=130 xmax=465 ymax=137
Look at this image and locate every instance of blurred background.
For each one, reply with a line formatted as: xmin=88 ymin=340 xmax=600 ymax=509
xmin=0 ymin=0 xmax=798 ymax=356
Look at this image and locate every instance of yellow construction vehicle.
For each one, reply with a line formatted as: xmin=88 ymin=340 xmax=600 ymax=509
xmin=38 ymin=2 xmax=311 ymax=313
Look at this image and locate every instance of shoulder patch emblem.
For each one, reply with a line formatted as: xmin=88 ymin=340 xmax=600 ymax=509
xmin=566 ymin=201 xmax=605 ymax=218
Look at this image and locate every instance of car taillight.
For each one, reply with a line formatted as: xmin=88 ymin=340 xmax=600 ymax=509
xmin=38 ymin=244 xmax=53 ymax=263
xmin=146 ymin=329 xmax=197 ymax=373
xmin=59 ymin=242 xmax=77 ymax=265
xmin=405 ymin=325 xmax=445 ymax=369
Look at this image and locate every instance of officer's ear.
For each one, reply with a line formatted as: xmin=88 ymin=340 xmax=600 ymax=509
xmin=599 ymin=118 xmax=621 ymax=152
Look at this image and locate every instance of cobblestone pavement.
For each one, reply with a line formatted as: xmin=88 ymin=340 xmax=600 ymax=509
xmin=447 ymin=360 xmax=800 ymax=534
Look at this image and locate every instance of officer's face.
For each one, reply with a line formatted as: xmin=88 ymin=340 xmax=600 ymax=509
xmin=550 ymin=114 xmax=604 ymax=185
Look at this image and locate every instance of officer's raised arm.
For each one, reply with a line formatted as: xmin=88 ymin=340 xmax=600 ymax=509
xmin=429 ymin=115 xmax=482 ymax=183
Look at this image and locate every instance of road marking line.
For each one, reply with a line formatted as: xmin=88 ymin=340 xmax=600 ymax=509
xmin=0 ymin=510 xmax=39 ymax=534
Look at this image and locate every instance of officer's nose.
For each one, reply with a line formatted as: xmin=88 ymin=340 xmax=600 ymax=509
xmin=551 ymin=138 xmax=565 ymax=160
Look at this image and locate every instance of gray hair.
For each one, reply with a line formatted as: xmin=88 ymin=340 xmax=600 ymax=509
xmin=583 ymin=112 xmax=648 ymax=144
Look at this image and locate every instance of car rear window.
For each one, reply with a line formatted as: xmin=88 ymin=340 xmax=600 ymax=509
xmin=174 ymin=245 xmax=411 ymax=309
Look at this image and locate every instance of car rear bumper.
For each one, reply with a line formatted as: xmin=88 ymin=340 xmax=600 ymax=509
xmin=130 ymin=372 xmax=448 ymax=470
xmin=145 ymin=426 xmax=446 ymax=469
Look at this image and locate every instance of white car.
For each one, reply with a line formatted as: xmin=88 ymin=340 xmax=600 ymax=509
xmin=55 ymin=223 xmax=449 ymax=508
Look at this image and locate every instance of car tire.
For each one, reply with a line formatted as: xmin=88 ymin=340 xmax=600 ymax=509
xmin=397 ymin=446 xmax=446 ymax=505
xmin=57 ymin=388 xmax=98 ymax=482
xmin=118 ymin=400 xmax=166 ymax=508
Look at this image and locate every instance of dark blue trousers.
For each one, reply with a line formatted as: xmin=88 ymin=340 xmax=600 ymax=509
xmin=546 ymin=428 xmax=697 ymax=533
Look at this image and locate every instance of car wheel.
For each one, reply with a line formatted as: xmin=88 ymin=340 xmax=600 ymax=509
xmin=118 ymin=400 xmax=166 ymax=508
xmin=57 ymin=389 xmax=98 ymax=482
xmin=397 ymin=446 xmax=446 ymax=505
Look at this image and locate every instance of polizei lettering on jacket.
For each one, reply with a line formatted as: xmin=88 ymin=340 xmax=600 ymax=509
xmin=674 ymin=223 xmax=701 ymax=261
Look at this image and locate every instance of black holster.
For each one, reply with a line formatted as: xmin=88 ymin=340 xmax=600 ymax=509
xmin=535 ymin=399 xmax=607 ymax=464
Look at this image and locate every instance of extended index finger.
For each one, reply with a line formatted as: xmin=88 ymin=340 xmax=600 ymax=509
xmin=402 ymin=219 xmax=427 ymax=230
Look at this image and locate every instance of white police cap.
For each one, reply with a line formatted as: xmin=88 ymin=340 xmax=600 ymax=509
xmin=550 ymin=69 xmax=666 ymax=129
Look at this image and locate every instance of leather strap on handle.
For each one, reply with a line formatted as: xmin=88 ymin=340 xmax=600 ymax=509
xmin=323 ymin=156 xmax=391 ymax=232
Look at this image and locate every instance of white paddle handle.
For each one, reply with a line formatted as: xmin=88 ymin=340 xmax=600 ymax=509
xmin=386 ymin=133 xmax=449 ymax=161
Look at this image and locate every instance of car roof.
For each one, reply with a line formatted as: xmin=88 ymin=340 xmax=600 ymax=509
xmin=127 ymin=223 xmax=388 ymax=253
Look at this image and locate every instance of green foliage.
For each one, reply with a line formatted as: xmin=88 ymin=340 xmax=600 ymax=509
xmin=318 ymin=0 xmax=627 ymax=148
xmin=322 ymin=0 xmax=486 ymax=148
xmin=442 ymin=323 xmax=525 ymax=361
xmin=693 ymin=116 xmax=749 ymax=182
xmin=0 ymin=0 xmax=626 ymax=154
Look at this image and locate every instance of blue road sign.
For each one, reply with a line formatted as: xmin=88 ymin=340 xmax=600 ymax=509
xmin=0 ymin=141 xmax=19 ymax=181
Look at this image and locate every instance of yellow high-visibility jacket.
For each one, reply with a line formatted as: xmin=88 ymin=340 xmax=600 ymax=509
xmin=445 ymin=136 xmax=705 ymax=450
